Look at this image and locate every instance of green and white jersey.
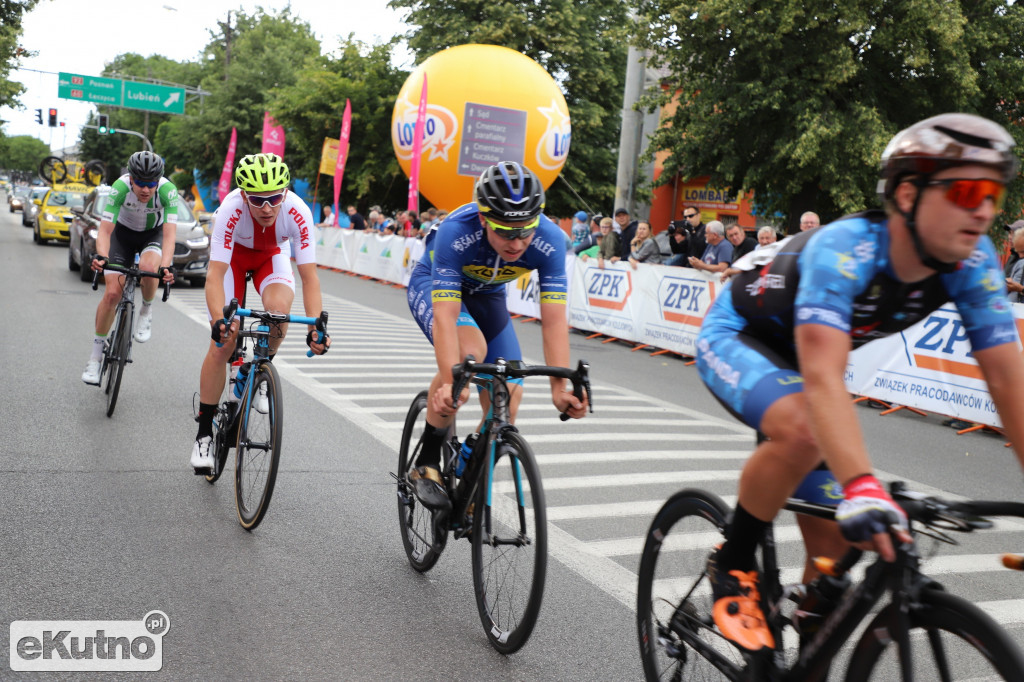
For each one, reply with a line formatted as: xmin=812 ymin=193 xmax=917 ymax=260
xmin=102 ymin=174 xmax=178 ymax=232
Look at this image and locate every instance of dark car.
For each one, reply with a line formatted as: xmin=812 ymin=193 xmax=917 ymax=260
xmin=8 ymin=186 xmax=31 ymax=213
xmin=68 ymin=187 xmax=211 ymax=285
xmin=22 ymin=186 xmax=50 ymax=227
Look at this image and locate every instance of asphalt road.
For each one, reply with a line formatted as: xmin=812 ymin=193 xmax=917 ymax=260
xmin=3 ymin=201 xmax=1024 ymax=679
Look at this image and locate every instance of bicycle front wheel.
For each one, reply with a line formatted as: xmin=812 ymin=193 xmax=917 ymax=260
xmin=471 ymin=430 xmax=547 ymax=655
xmin=845 ymin=587 xmax=1024 ymax=681
xmin=105 ymin=305 xmax=131 ymax=418
xmin=637 ymin=488 xmax=740 ymax=682
xmin=234 ymin=362 xmax=283 ymax=530
xmin=396 ymin=390 xmax=445 ymax=572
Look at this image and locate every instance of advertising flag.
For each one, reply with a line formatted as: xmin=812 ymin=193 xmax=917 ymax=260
xmin=332 ymin=99 xmax=352 ymax=227
xmin=217 ymin=127 xmax=238 ymax=202
xmin=407 ymin=74 xmax=428 ymax=213
xmin=261 ymin=111 xmax=285 ymax=157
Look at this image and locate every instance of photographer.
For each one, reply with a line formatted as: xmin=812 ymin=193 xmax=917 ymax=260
xmin=664 ymin=206 xmax=706 ymax=267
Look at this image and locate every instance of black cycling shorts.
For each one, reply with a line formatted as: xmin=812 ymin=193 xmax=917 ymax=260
xmin=106 ymin=223 xmax=164 ymax=270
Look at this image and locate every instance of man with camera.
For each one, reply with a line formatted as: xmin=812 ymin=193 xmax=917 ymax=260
xmin=664 ymin=205 xmax=706 ymax=267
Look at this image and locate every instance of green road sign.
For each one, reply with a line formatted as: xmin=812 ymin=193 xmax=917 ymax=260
xmin=58 ymin=72 xmax=186 ymax=115
xmin=124 ymin=81 xmax=185 ymax=114
xmin=58 ymin=73 xmax=121 ymax=105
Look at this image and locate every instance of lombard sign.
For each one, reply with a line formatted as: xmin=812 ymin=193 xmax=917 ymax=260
xmin=58 ymin=73 xmax=186 ymax=115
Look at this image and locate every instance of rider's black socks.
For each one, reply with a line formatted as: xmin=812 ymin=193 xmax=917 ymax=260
xmin=718 ymin=503 xmax=769 ymax=571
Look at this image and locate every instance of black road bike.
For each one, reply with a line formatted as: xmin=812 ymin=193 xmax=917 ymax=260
xmin=394 ymin=355 xmax=592 ymax=654
xmin=204 ymin=297 xmax=328 ymax=531
xmin=91 ymin=254 xmax=169 ymax=417
xmin=637 ymin=481 xmax=1024 ymax=680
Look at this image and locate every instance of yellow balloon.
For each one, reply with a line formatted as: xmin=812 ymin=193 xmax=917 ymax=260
xmin=392 ymin=44 xmax=571 ymax=211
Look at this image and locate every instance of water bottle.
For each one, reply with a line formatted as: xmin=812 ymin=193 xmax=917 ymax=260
xmin=793 ymin=572 xmax=850 ymax=648
xmin=227 ymin=358 xmax=244 ymax=402
xmin=232 ymin=362 xmax=250 ymax=400
xmin=456 ymin=434 xmax=478 ymax=477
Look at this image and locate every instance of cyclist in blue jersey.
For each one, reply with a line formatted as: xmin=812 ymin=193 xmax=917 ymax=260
xmin=695 ymin=113 xmax=1024 ymax=652
xmin=406 ymin=161 xmax=588 ymax=511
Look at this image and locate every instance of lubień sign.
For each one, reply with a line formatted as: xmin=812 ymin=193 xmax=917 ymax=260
xmin=58 ymin=73 xmax=186 ymax=115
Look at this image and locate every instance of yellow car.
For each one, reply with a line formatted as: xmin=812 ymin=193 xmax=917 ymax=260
xmin=34 ymin=183 xmax=88 ymax=245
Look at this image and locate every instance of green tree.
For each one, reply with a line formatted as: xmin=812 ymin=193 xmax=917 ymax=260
xmin=631 ymin=0 xmax=1024 ymax=233
xmin=388 ymin=0 xmax=629 ymax=217
xmin=156 ymin=7 xmax=322 ymax=203
xmin=1 ymin=134 xmax=49 ymax=172
xmin=270 ymin=38 xmax=410 ymax=213
xmin=0 ymin=0 xmax=41 ymax=142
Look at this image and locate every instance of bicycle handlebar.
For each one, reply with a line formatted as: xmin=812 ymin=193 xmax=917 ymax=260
xmin=215 ymin=297 xmax=328 ymax=355
xmin=450 ymin=354 xmax=593 ymax=420
xmin=90 ymin=256 xmax=171 ymax=303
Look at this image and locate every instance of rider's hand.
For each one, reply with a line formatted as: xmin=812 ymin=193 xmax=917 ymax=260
xmin=306 ymin=330 xmax=331 ymax=355
xmin=160 ymin=266 xmax=175 ymax=285
xmin=432 ymin=382 xmax=470 ymax=419
xmin=211 ymin=317 xmax=239 ymax=344
xmin=90 ymin=255 xmax=108 ymax=272
xmin=835 ymin=474 xmax=911 ymax=562
xmin=552 ymin=385 xmax=587 ymax=419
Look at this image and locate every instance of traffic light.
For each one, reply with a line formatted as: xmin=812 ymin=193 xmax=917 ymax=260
xmin=47 ymin=108 xmax=57 ymax=127
xmin=34 ymin=109 xmax=42 ymax=125
xmin=98 ymin=114 xmax=109 ymax=134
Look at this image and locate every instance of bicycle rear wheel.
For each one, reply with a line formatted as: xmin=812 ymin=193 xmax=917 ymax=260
xmin=396 ymin=390 xmax=446 ymax=572
xmin=206 ymin=388 xmax=237 ymax=485
xmin=105 ymin=305 xmax=131 ymax=418
xmin=234 ymin=362 xmax=282 ymax=530
xmin=637 ymin=488 xmax=742 ymax=681
xmin=845 ymin=587 xmax=1024 ymax=681
xmin=471 ymin=430 xmax=547 ymax=655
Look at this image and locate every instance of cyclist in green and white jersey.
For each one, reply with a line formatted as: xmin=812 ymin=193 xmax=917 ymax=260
xmin=82 ymin=151 xmax=176 ymax=385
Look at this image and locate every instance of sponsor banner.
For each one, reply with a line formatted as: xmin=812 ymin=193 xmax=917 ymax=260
xmin=568 ymin=261 xmax=640 ymax=340
xmin=845 ymin=303 xmax=1023 ymax=427
xmin=315 ymin=229 xmax=425 ymax=286
xmin=505 ymin=258 xmax=575 ymax=321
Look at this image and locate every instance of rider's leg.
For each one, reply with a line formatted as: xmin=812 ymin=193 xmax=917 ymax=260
xmin=95 ymin=271 xmax=124 ymax=337
xmin=138 ymin=247 xmax=162 ymax=311
xmin=259 ymin=282 xmax=295 ymax=356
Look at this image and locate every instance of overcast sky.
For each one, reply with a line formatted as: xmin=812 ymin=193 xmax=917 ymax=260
xmin=2 ymin=0 xmax=411 ymax=149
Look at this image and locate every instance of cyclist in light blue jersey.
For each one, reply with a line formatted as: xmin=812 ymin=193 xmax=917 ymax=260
xmin=695 ymin=113 xmax=1024 ymax=652
xmin=406 ymin=161 xmax=588 ymax=511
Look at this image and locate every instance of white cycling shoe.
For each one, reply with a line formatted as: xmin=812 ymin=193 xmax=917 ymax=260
xmin=82 ymin=359 xmax=101 ymax=386
xmin=190 ymin=436 xmax=214 ymax=472
xmin=135 ymin=314 xmax=153 ymax=343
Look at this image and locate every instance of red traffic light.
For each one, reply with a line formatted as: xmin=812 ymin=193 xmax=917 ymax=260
xmin=47 ymin=108 xmax=57 ymax=127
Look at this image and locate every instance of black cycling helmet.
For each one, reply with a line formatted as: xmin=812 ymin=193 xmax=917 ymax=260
xmin=880 ymin=113 xmax=1018 ymax=199
xmin=474 ymin=161 xmax=545 ymax=222
xmin=880 ymin=113 xmax=1019 ymax=273
xmin=128 ymin=151 xmax=165 ymax=183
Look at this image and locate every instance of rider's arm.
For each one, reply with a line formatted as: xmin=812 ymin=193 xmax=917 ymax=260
xmin=432 ymin=300 xmax=462 ymax=386
xmin=974 ymin=342 xmax=1024 ymax=472
xmin=295 ymin=262 xmax=324 ymax=330
xmin=95 ymin=219 xmax=115 ymax=263
xmin=159 ymin=221 xmax=175 ymax=277
xmin=539 ymin=301 xmax=587 ymax=417
xmin=205 ymin=261 xmax=229 ymax=324
xmin=794 ymin=321 xmax=872 ymax=486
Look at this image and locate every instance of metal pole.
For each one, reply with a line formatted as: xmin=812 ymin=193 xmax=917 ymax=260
xmin=614 ymin=45 xmax=647 ymax=214
xmin=81 ymin=125 xmax=153 ymax=152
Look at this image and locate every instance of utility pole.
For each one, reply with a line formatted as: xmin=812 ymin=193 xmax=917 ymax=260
xmin=614 ymin=45 xmax=647 ymax=215
xmin=218 ymin=10 xmax=233 ymax=80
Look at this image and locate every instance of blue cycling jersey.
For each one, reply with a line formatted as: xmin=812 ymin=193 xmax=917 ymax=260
xmin=724 ymin=210 xmax=1017 ymax=356
xmin=412 ymin=202 xmax=568 ymax=305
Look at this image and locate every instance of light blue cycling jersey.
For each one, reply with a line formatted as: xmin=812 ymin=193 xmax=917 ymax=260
xmin=412 ymin=202 xmax=568 ymax=305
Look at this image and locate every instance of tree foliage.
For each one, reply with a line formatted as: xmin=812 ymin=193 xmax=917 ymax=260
xmin=1 ymin=134 xmax=49 ymax=171
xmin=270 ymin=38 xmax=410 ymax=212
xmin=388 ymin=0 xmax=629 ymax=217
xmin=631 ymin=0 xmax=1024 ymax=232
xmin=0 ymin=0 xmax=41 ymax=144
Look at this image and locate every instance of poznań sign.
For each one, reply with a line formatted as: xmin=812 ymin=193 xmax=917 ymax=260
xmin=58 ymin=72 xmax=185 ymax=115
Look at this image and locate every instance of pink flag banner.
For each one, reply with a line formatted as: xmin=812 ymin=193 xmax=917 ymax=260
xmin=217 ymin=127 xmax=238 ymax=202
xmin=332 ymin=99 xmax=352 ymax=227
xmin=407 ymin=74 xmax=428 ymax=214
xmin=261 ymin=111 xmax=286 ymax=157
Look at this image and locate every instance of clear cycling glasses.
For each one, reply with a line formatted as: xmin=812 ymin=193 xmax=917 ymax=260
xmin=483 ymin=215 xmax=540 ymax=240
xmin=925 ymin=178 xmax=1006 ymax=211
xmin=245 ymin=190 xmax=287 ymax=208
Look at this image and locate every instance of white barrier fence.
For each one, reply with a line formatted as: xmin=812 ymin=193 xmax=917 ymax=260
xmin=313 ymin=227 xmax=1022 ymax=428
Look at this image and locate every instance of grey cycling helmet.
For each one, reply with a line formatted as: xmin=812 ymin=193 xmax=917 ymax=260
xmin=473 ymin=161 xmax=545 ymax=222
xmin=128 ymin=151 xmax=165 ymax=183
xmin=880 ymin=113 xmax=1018 ymax=199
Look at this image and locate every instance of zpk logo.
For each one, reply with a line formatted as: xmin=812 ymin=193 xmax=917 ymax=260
xmin=658 ymin=274 xmax=714 ymax=326
xmin=584 ymin=268 xmax=632 ymax=310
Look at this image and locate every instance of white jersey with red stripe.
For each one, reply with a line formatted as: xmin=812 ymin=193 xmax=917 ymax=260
xmin=210 ymin=188 xmax=316 ymax=265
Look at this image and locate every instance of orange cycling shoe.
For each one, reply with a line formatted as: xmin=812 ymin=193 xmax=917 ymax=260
xmin=707 ymin=552 xmax=775 ymax=651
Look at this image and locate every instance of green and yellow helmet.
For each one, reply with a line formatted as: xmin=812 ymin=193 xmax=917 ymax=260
xmin=234 ymin=153 xmax=290 ymax=192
